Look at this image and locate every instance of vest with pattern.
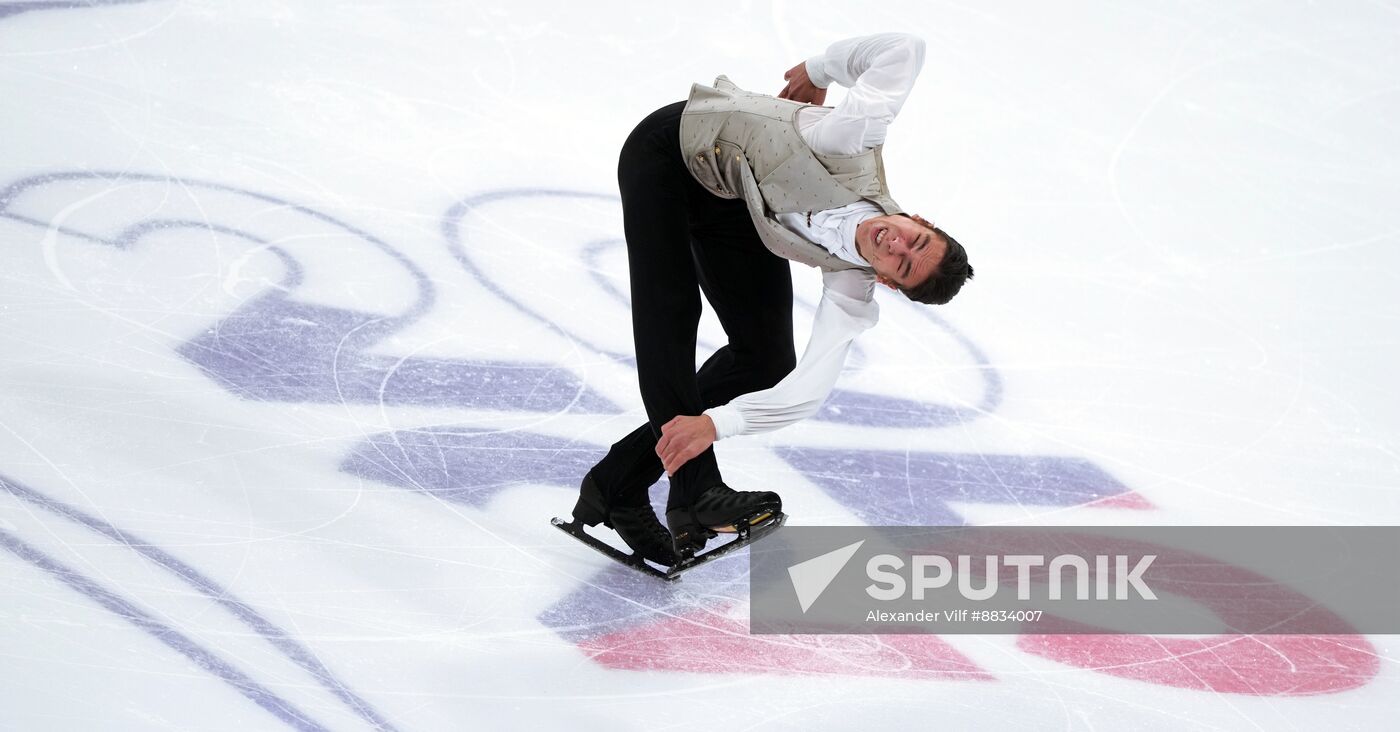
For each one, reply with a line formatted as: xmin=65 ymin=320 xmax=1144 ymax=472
xmin=678 ymin=75 xmax=903 ymax=272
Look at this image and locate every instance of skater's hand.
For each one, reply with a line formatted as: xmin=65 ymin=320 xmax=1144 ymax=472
xmin=777 ymin=61 xmax=827 ymax=105
xmin=656 ymin=415 xmax=717 ymax=476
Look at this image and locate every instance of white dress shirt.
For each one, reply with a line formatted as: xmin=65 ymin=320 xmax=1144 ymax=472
xmin=703 ymin=32 xmax=926 ymax=440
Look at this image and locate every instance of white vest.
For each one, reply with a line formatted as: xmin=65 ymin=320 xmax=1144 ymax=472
xmin=678 ymin=75 xmax=903 ymax=272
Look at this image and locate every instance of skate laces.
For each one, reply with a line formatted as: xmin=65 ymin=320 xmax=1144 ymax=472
xmin=610 ymin=505 xmax=676 ymax=555
xmin=696 ymin=484 xmax=774 ymax=510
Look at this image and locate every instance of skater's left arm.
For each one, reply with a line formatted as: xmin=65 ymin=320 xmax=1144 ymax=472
xmin=708 ymin=269 xmax=878 ymax=439
xmin=656 ymin=271 xmax=875 ymax=473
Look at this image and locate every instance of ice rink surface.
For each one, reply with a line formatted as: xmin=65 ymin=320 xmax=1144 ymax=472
xmin=2 ymin=0 xmax=1398 ymax=729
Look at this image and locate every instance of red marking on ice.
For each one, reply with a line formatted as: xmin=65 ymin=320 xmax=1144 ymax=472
xmin=581 ymin=607 xmax=991 ymax=680
xmin=1013 ymin=532 xmax=1379 ymax=694
xmin=1019 ymin=629 xmax=1378 ymax=695
xmin=1083 ymin=491 xmax=1153 ymax=509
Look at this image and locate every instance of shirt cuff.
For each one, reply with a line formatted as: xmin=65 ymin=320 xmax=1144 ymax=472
xmin=804 ymin=55 xmax=832 ymax=89
xmin=704 ymin=404 xmax=746 ymax=441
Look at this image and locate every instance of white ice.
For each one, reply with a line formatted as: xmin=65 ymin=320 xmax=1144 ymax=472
xmin=1 ymin=1 xmax=1398 ymax=730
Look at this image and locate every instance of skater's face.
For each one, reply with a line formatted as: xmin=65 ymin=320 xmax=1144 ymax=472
xmin=855 ymin=215 xmax=946 ymax=290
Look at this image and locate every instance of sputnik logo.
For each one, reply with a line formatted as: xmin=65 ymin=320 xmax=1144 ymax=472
xmin=788 ymin=540 xmax=865 ymax=613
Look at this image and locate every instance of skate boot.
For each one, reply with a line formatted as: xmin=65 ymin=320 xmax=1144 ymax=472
xmin=569 ymin=472 xmax=679 ymax=567
xmin=665 ymin=484 xmax=783 ymax=557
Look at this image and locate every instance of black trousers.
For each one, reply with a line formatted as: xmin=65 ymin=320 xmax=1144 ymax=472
xmin=589 ymin=101 xmax=797 ymax=512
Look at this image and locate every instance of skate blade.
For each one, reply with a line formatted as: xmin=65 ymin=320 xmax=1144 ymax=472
xmin=551 ymin=517 xmax=680 ymax=582
xmin=711 ymin=511 xmax=775 ymax=534
xmin=665 ymin=511 xmax=787 ymax=580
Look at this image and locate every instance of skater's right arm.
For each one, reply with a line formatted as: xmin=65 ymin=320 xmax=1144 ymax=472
xmin=703 ymin=269 xmax=877 ymax=440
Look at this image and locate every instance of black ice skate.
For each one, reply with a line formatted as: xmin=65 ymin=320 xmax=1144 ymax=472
xmin=552 ymin=472 xmax=681 ymax=582
xmin=661 ymin=484 xmax=787 ymax=579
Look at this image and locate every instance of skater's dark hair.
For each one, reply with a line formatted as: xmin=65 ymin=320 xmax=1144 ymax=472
xmin=898 ymin=214 xmax=973 ymax=306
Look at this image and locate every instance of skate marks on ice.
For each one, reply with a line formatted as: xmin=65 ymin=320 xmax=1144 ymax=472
xmin=1012 ymin=534 xmax=1379 ymax=695
xmin=0 ymin=171 xmax=612 ymax=414
xmin=759 ymin=450 xmax=1378 ymax=693
xmin=0 ymin=170 xmax=619 ymax=729
xmin=534 ymin=447 xmax=1149 ymax=681
xmin=0 ymin=526 xmax=333 ymax=731
xmin=418 ymin=186 xmax=1374 ymax=691
xmin=341 ymin=427 xmax=600 ymax=509
xmin=1 ymin=170 xmax=1380 ymax=694
xmin=534 ymin=441 xmax=1377 ymax=692
xmin=1018 ymin=632 xmax=1379 ymax=695
xmin=0 ymin=473 xmax=400 ymax=731
xmin=334 ymin=423 xmax=988 ymax=678
xmin=777 ymin=449 xmax=1151 ymax=526
xmin=538 ymin=536 xmax=990 ymax=680
xmin=331 ymin=424 xmax=974 ymax=678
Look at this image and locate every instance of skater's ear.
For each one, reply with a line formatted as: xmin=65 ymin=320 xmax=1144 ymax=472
xmin=902 ymin=213 xmax=936 ymax=230
xmin=896 ymin=225 xmax=974 ymax=306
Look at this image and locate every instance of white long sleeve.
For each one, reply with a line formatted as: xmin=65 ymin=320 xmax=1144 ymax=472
xmin=799 ymin=33 xmax=927 ymax=155
xmin=703 ymin=269 xmax=879 ymax=440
